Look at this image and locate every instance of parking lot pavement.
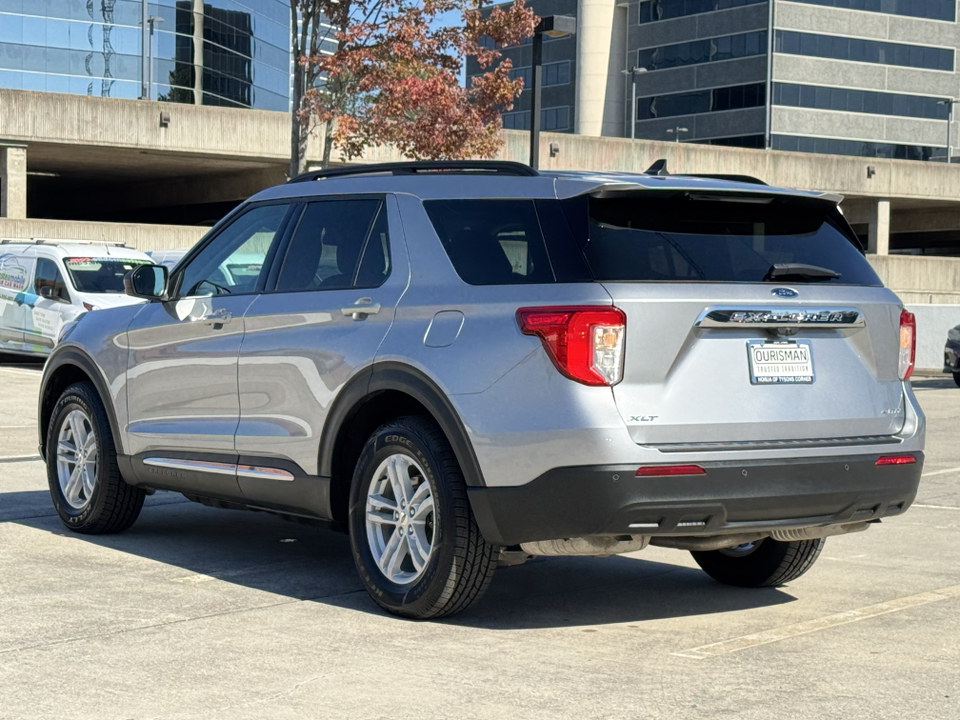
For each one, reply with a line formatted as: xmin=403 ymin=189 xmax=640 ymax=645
xmin=1 ymin=363 xmax=958 ymax=720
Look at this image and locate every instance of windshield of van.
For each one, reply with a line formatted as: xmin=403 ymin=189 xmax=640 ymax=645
xmin=64 ymin=257 xmax=153 ymax=293
xmin=572 ymin=193 xmax=882 ymax=285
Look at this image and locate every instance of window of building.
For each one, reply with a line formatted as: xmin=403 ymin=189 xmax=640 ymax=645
xmin=275 ymin=199 xmax=390 ymax=292
xmin=774 ymin=30 xmax=953 ymax=71
xmin=772 ymin=134 xmax=941 ymax=161
xmin=502 ymin=106 xmax=571 ymax=131
xmin=638 ymin=31 xmax=767 ymax=70
xmin=637 ymin=82 xmax=765 ymax=120
xmin=638 ymin=0 xmax=766 ymax=23
xmin=773 ymin=82 xmax=950 ymax=119
xmin=787 ymin=0 xmax=954 ymax=21
xmin=509 ymin=61 xmax=571 ymax=89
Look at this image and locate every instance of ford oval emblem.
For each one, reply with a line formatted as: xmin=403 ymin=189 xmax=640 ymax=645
xmin=771 ymin=287 xmax=798 ymax=298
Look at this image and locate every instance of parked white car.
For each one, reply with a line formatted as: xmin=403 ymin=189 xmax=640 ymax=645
xmin=146 ymin=248 xmax=189 ymax=270
xmin=0 ymin=239 xmax=153 ymax=356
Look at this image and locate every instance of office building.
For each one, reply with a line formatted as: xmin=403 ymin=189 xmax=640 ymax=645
xmin=469 ymin=0 xmax=960 ymax=161
xmin=0 ymin=0 xmax=292 ymax=111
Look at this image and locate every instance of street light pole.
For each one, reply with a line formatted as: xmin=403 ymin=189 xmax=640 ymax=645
xmin=620 ymin=67 xmax=647 ymax=139
xmin=140 ymin=0 xmax=149 ymax=99
xmin=939 ymin=99 xmax=956 ymax=163
xmin=146 ymin=16 xmax=164 ymax=100
xmin=528 ymin=15 xmax=576 ymax=170
xmin=666 ymin=126 xmax=688 ymax=142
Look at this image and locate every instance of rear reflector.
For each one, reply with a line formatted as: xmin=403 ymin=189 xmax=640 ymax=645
xmin=636 ymin=465 xmax=706 ymax=477
xmin=517 ymin=306 xmax=626 ymax=386
xmin=875 ymin=455 xmax=916 ymax=466
xmin=898 ymin=309 xmax=916 ymax=381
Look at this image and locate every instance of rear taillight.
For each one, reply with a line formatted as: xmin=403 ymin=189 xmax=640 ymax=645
xmin=636 ymin=465 xmax=706 ymax=477
xmin=899 ymin=309 xmax=916 ymax=381
xmin=516 ymin=306 xmax=626 ymax=386
xmin=876 ymin=454 xmax=916 ymax=466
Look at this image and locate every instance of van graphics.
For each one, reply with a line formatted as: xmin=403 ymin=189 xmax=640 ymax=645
xmin=0 ymin=255 xmax=28 ymax=293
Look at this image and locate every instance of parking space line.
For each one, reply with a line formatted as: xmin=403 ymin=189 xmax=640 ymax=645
xmin=0 ymin=455 xmax=41 ymax=463
xmin=913 ymin=504 xmax=960 ymax=510
xmin=922 ymin=465 xmax=960 ymax=478
xmin=673 ymin=583 xmax=960 ymax=660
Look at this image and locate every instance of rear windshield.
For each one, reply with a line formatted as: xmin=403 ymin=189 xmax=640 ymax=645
xmin=64 ymin=257 xmax=152 ymax=293
xmin=574 ymin=193 xmax=881 ymax=285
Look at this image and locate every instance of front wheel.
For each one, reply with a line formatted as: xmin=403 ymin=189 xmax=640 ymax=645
xmin=348 ymin=416 xmax=498 ymax=619
xmin=45 ymin=381 xmax=145 ymax=534
xmin=691 ymin=537 xmax=825 ymax=587
xmin=953 ymin=371 xmax=960 ymax=387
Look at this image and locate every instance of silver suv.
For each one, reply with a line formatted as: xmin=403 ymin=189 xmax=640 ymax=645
xmin=38 ymin=161 xmax=925 ymax=618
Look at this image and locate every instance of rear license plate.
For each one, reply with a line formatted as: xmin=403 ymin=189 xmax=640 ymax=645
xmin=747 ymin=340 xmax=815 ymax=385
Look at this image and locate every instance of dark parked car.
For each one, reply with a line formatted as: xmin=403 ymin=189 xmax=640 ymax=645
xmin=945 ymin=325 xmax=960 ymax=386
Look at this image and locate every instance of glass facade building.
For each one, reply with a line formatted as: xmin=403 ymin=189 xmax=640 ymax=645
xmin=0 ymin=0 xmax=291 ymax=111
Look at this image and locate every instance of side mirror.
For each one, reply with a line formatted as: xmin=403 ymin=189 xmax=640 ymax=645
xmin=39 ymin=286 xmax=54 ymax=299
xmin=124 ymin=264 xmax=168 ymax=301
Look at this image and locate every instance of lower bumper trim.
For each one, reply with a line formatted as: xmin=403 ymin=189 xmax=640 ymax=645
xmin=468 ymin=453 xmax=923 ymax=547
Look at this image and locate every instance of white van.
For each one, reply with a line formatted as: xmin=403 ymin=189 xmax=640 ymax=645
xmin=0 ymin=239 xmax=153 ymax=356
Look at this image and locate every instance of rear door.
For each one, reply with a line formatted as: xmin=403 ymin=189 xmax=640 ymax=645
xmin=565 ymin=191 xmax=907 ymax=446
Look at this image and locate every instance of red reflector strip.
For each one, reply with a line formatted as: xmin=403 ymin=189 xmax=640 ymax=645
xmin=636 ymin=465 xmax=706 ymax=477
xmin=876 ymin=455 xmax=917 ymax=466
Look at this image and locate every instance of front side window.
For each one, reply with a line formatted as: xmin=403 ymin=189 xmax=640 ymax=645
xmin=34 ymin=258 xmax=70 ymax=302
xmin=177 ymin=203 xmax=290 ymax=297
xmin=275 ymin=199 xmax=390 ymax=292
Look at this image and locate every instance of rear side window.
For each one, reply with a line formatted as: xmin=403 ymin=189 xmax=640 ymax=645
xmin=424 ymin=200 xmax=555 ymax=285
xmin=570 ymin=193 xmax=882 ymax=285
xmin=275 ymin=199 xmax=389 ymax=292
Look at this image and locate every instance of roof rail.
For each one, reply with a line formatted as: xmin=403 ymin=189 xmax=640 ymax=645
xmin=289 ymin=160 xmax=540 ymax=183
xmin=679 ymin=173 xmax=768 ymax=186
xmin=0 ymin=237 xmax=129 ymax=246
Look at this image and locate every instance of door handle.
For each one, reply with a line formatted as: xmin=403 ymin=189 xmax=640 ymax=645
xmin=203 ymin=308 xmax=232 ymax=326
xmin=341 ymin=301 xmax=381 ymax=320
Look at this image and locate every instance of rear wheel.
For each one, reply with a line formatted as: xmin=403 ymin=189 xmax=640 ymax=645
xmin=46 ymin=381 xmax=145 ymax=534
xmin=691 ymin=537 xmax=825 ymax=587
xmin=348 ymin=416 xmax=498 ymax=619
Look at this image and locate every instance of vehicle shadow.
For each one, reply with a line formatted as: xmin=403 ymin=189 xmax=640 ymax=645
xmin=911 ymin=376 xmax=956 ymax=391
xmin=5 ymin=489 xmax=796 ymax=629
xmin=0 ymin=353 xmax=45 ymax=369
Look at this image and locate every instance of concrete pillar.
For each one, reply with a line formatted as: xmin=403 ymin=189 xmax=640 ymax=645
xmin=867 ymin=198 xmax=890 ymax=255
xmin=192 ymin=0 xmax=204 ymax=105
xmin=576 ymin=0 xmax=626 ymax=137
xmin=0 ymin=143 xmax=27 ymax=219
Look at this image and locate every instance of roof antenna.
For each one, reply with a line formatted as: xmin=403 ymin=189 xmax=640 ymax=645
xmin=644 ymin=159 xmax=669 ymax=176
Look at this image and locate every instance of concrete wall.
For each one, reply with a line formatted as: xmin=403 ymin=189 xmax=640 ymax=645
xmin=0 ymin=218 xmax=207 ymax=252
xmin=906 ymin=303 xmax=960 ymax=371
xmin=868 ymin=255 xmax=960 ymax=304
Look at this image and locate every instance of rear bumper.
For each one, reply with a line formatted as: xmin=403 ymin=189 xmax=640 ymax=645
xmin=468 ymin=453 xmax=923 ymax=546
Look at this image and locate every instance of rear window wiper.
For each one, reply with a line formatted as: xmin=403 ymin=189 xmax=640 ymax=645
xmin=763 ymin=263 xmax=840 ymax=282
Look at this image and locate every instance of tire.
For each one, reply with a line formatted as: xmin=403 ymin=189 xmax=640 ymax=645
xmin=953 ymin=372 xmax=960 ymax=388
xmin=45 ymin=381 xmax=145 ymax=534
xmin=348 ymin=416 xmax=499 ymax=619
xmin=691 ymin=537 xmax=825 ymax=588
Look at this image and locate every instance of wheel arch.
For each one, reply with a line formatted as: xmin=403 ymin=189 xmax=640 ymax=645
xmin=39 ymin=349 xmax=123 ymax=461
xmin=320 ymin=362 xmax=487 ymax=529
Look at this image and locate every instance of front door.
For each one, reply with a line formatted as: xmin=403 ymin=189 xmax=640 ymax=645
xmin=123 ymin=202 xmax=293 ymax=498
xmin=235 ymin=196 xmax=407 ymax=512
xmin=29 ymin=257 xmax=76 ymax=353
